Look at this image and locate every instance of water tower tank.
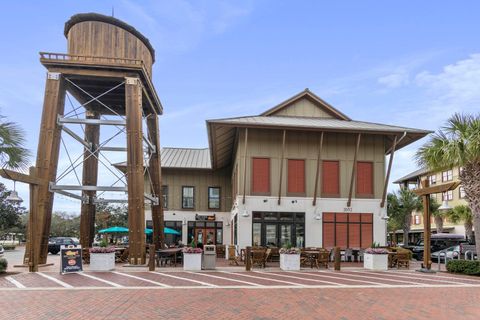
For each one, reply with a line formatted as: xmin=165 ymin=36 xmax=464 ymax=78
xmin=64 ymin=13 xmax=155 ymax=76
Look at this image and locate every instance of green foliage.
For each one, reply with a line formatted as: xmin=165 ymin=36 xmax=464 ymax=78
xmin=0 ymin=257 xmax=7 ymax=273
xmin=387 ymin=188 xmax=422 ymax=243
xmin=95 ymin=203 xmax=128 ymax=233
xmin=0 ymin=183 xmax=26 ymax=238
xmin=370 ymin=242 xmax=380 ymax=248
xmin=2 ymin=244 xmax=15 ymax=250
xmin=446 ymin=205 xmax=473 ymax=224
xmin=190 ymin=239 xmax=197 ymax=248
xmin=0 ymin=116 xmax=30 ymax=170
xmin=446 ymin=260 xmax=480 ymax=276
xmin=99 ymin=238 xmax=108 ymax=248
xmin=430 ymin=197 xmax=442 ymax=217
xmin=49 ymin=212 xmax=80 ymax=237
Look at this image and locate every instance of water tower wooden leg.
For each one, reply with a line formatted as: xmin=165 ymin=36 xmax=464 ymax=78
xmin=80 ymin=111 xmax=100 ymax=249
xmin=147 ymin=114 xmax=164 ymax=250
xmin=30 ymin=72 xmax=66 ymax=265
xmin=126 ymin=78 xmax=145 ymax=265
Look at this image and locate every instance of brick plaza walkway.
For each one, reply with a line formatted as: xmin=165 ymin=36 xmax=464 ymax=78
xmin=1 ymin=269 xmax=480 ymax=319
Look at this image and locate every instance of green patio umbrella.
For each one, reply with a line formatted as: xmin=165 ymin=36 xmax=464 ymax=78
xmin=98 ymin=226 xmax=129 ymax=234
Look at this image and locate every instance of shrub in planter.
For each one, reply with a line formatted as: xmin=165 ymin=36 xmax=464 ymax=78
xmin=279 ymin=247 xmax=301 ymax=271
xmin=2 ymin=245 xmax=16 ymax=251
xmin=0 ymin=258 xmax=7 ymax=273
xmin=89 ymin=246 xmax=116 ymax=271
xmin=446 ymin=260 xmax=480 ymax=276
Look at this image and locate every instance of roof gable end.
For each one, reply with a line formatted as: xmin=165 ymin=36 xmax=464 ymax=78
xmin=260 ymin=89 xmax=351 ymax=120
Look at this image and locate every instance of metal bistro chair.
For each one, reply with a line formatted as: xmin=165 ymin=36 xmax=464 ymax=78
xmin=317 ymin=251 xmax=330 ymax=269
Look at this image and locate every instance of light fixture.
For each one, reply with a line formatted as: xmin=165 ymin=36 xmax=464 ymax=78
xmin=6 ymin=181 xmax=22 ymax=204
xmin=291 ymin=200 xmax=297 ymax=204
xmin=263 ymin=199 xmax=268 ymax=203
xmin=182 ymin=217 xmax=186 ymax=225
xmin=315 ymin=214 xmax=321 ymax=220
xmin=439 ymin=200 xmax=452 ymax=211
xmin=242 ymin=209 xmax=249 ymax=217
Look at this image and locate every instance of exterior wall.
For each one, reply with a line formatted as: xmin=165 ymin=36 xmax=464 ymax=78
xmin=269 ymin=98 xmax=335 ymax=118
xmin=234 ymin=128 xmax=386 ymax=200
xmin=161 ymin=167 xmax=232 ymax=212
xmin=232 ymin=195 xmax=387 ymax=249
xmin=145 ymin=209 xmax=231 ymax=245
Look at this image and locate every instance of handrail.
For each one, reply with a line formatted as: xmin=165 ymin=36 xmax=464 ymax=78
xmin=39 ymin=52 xmax=144 ymax=66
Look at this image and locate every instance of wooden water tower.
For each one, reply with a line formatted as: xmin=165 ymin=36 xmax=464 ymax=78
xmin=26 ymin=13 xmax=164 ymax=268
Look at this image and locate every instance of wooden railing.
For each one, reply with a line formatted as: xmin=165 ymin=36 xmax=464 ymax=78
xmin=39 ymin=52 xmax=144 ymax=67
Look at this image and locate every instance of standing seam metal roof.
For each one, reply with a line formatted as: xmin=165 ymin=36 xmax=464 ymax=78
xmin=161 ymin=147 xmax=211 ymax=169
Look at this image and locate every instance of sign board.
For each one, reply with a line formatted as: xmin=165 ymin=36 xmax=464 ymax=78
xmin=60 ymin=245 xmax=83 ymax=274
xmin=196 ymin=214 xmax=216 ymax=221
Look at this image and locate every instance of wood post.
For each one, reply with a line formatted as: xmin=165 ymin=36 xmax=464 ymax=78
xmin=245 ymin=246 xmax=251 ymax=271
xmin=32 ymin=72 xmax=66 ymax=264
xmin=126 ymin=77 xmax=145 ymax=265
xmin=278 ymin=130 xmax=286 ymax=205
xmin=422 ymin=179 xmax=432 ymax=270
xmin=148 ymin=244 xmax=156 ymax=271
xmin=380 ymin=135 xmax=398 ymax=208
xmin=347 ymin=133 xmax=361 ymax=207
xmin=334 ymin=247 xmax=341 ymax=271
xmin=28 ymin=167 xmax=38 ymax=272
xmin=80 ymin=111 xmax=100 ymax=248
xmin=242 ymin=128 xmax=248 ymax=204
xmin=147 ymin=114 xmax=164 ymax=250
xmin=312 ymin=132 xmax=324 ymax=206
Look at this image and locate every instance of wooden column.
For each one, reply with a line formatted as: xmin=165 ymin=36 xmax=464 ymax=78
xmin=278 ymin=130 xmax=286 ymax=205
xmin=79 ymin=111 xmax=100 ymax=248
xmin=147 ymin=113 xmax=164 ymax=250
xmin=125 ymin=77 xmax=145 ymax=265
xmin=312 ymin=132 xmax=324 ymax=206
xmin=347 ymin=133 xmax=361 ymax=207
xmin=28 ymin=167 xmax=38 ymax=272
xmin=380 ymin=135 xmax=398 ymax=208
xmin=33 ymin=72 xmax=66 ymax=264
xmin=422 ymin=179 xmax=432 ymax=270
xmin=242 ymin=128 xmax=248 ymax=204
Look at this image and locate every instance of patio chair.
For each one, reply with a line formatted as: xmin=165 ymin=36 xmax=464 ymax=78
xmin=264 ymin=248 xmax=272 ymax=267
xmin=358 ymin=249 xmax=364 ymax=262
xmin=343 ymin=248 xmax=354 ymax=262
xmin=119 ymin=247 xmax=129 ymax=263
xmin=317 ymin=251 xmax=329 ymax=269
xmin=252 ymin=249 xmax=266 ymax=268
xmin=228 ymin=245 xmax=240 ymax=266
xmin=216 ymin=245 xmax=225 ymax=258
xmin=396 ymin=252 xmax=410 ymax=269
xmin=82 ymin=248 xmax=90 ymax=264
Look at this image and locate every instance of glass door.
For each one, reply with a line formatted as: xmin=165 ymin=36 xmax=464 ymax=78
xmin=205 ymin=228 xmax=216 ymax=245
xmin=195 ymin=229 xmax=204 ymax=245
xmin=279 ymin=224 xmax=293 ymax=247
xmin=265 ymin=224 xmax=278 ymax=247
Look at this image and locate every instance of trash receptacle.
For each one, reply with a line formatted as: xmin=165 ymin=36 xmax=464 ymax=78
xmin=203 ymin=245 xmax=216 ymax=270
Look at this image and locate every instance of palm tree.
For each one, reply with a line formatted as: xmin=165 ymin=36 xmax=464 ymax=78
xmin=429 ymin=198 xmax=443 ymax=233
xmin=446 ymin=205 xmax=474 ymax=241
xmin=387 ymin=188 xmax=423 ymax=245
xmin=0 ymin=116 xmax=30 ymax=170
xmin=416 ymin=113 xmax=480 ymax=256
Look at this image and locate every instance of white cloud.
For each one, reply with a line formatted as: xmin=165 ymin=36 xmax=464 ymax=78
xmin=378 ymin=71 xmax=409 ymax=88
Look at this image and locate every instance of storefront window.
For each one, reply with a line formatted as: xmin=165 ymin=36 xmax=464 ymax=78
xmin=253 ymin=223 xmax=261 ymax=246
xmin=251 ymin=212 xmax=305 ymax=247
xmin=187 ymin=220 xmax=223 ymax=245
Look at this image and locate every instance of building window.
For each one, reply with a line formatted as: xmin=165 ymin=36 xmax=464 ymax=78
xmin=252 ymin=158 xmax=270 ymax=194
xmin=161 ymin=185 xmax=168 ymax=209
xmin=414 ymin=215 xmax=421 ymax=225
xmin=182 ymin=186 xmax=194 ymax=209
xmin=287 ymin=159 xmax=305 ymax=194
xmin=442 ymin=170 xmax=453 ymax=182
xmin=208 ymin=187 xmax=221 ymax=209
xmin=459 ymin=186 xmax=466 ymax=199
xmin=322 ymin=212 xmax=373 ymax=249
xmin=442 ymin=190 xmax=453 ymax=201
xmin=188 ymin=221 xmax=223 ymax=245
xmin=322 ymin=160 xmax=340 ymax=197
xmin=356 ymin=161 xmax=374 ymax=197
xmin=251 ymin=212 xmax=305 ymax=247
xmin=164 ymin=221 xmax=182 ymax=245
xmin=428 ymin=175 xmax=436 ymax=185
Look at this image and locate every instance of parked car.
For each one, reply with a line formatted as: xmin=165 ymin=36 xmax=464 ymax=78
xmin=431 ymin=245 xmax=460 ymax=262
xmin=48 ymin=237 xmax=79 ymax=254
xmin=410 ymin=233 xmax=467 ymax=261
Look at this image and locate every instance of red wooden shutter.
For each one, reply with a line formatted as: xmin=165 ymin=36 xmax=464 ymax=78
xmin=288 ymin=159 xmax=305 ymax=194
xmin=322 ymin=161 xmax=339 ymax=196
xmin=356 ymin=162 xmax=373 ymax=196
xmin=252 ymin=158 xmax=270 ymax=194
xmin=323 ymin=222 xmax=335 ymax=249
xmin=348 ymin=223 xmax=361 ymax=248
xmin=361 ymin=224 xmax=373 ymax=248
xmin=336 ymin=224 xmax=348 ymax=249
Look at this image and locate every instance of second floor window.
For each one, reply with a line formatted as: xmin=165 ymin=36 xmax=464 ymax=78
xmin=182 ymin=186 xmax=194 ymax=209
xmin=161 ymin=185 xmax=168 ymax=209
xmin=442 ymin=190 xmax=453 ymax=201
xmin=442 ymin=170 xmax=453 ymax=182
xmin=208 ymin=187 xmax=221 ymax=209
xmin=428 ymin=175 xmax=436 ymax=185
xmin=414 ymin=215 xmax=421 ymax=225
xmin=459 ymin=186 xmax=466 ymax=199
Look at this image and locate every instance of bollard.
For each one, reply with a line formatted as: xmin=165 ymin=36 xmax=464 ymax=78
xmin=246 ymin=246 xmax=252 ymax=271
xmin=334 ymin=247 xmax=341 ymax=271
xmin=148 ymin=244 xmax=156 ymax=271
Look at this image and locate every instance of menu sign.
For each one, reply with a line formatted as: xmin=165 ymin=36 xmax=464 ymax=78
xmin=60 ymin=245 xmax=83 ymax=274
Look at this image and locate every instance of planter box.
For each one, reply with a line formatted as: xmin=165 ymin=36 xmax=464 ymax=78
xmin=183 ymin=253 xmax=202 ymax=271
xmin=280 ymin=253 xmax=300 ymax=271
xmin=363 ymin=253 xmax=388 ymax=271
xmin=90 ymin=252 xmax=115 ymax=271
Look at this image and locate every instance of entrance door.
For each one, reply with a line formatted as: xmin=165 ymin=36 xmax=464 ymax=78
xmin=205 ymin=228 xmax=216 ymax=245
xmin=195 ymin=228 xmax=216 ymax=245
xmin=279 ymin=224 xmax=293 ymax=247
xmin=195 ymin=229 xmax=204 ymax=245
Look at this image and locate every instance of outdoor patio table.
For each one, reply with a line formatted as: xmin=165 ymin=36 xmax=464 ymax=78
xmin=156 ymin=248 xmax=182 ymax=267
xmin=388 ymin=252 xmax=398 ymax=268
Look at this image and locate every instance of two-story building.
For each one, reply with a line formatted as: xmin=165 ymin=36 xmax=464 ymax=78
xmin=121 ymin=89 xmax=429 ymax=249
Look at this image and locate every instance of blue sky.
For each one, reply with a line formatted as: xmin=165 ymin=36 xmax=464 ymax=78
xmin=1 ymin=1 xmax=479 ymax=212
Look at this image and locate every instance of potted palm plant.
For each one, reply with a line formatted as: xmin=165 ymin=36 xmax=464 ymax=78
xmin=279 ymin=243 xmax=301 ymax=271
xmin=363 ymin=242 xmax=389 ymax=270
xmin=183 ymin=240 xmax=203 ymax=271
xmin=89 ymin=239 xmax=116 ymax=271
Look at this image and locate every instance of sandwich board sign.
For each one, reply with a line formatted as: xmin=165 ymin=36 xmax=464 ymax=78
xmin=60 ymin=245 xmax=83 ymax=274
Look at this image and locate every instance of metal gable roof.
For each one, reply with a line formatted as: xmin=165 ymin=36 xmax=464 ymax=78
xmin=161 ymin=147 xmax=211 ymax=169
